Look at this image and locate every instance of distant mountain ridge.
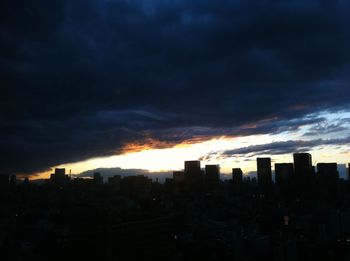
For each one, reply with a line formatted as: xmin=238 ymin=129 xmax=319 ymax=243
xmin=78 ymin=167 xmax=173 ymax=182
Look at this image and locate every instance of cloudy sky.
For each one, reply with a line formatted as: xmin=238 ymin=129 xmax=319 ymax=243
xmin=1 ymin=0 xmax=350 ymax=177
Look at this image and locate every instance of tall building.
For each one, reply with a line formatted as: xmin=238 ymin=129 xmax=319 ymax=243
xmin=184 ymin=161 xmax=201 ymax=175
xmin=275 ymin=163 xmax=293 ymax=195
xmin=317 ymin=163 xmax=339 ymax=201
xmin=275 ymin=163 xmax=294 ymax=187
xmin=317 ymin=163 xmax=339 ymax=180
xmin=184 ymin=160 xmax=203 ymax=180
xmin=50 ymin=168 xmax=69 ymax=186
xmin=205 ymin=165 xmax=220 ymax=183
xmin=232 ymin=168 xmax=243 ymax=185
xmin=257 ymin=158 xmax=272 ymax=188
xmin=293 ymin=153 xmax=313 ymax=191
xmin=55 ymin=168 xmax=66 ymax=176
xmin=184 ymin=160 xmax=204 ymax=191
xmin=293 ymin=153 xmax=312 ymax=176
xmin=121 ymin=175 xmax=152 ymax=198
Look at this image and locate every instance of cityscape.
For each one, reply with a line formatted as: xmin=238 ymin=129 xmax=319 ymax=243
xmin=1 ymin=152 xmax=350 ymax=260
xmin=2 ymin=1 xmax=350 ymax=261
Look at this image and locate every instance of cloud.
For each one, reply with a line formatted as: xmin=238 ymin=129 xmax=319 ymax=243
xmin=220 ymin=136 xmax=350 ymax=157
xmin=303 ymin=117 xmax=350 ymax=136
xmin=1 ymin=0 xmax=350 ymax=174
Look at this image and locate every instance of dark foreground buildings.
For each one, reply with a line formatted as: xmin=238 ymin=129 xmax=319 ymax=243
xmin=232 ymin=168 xmax=243 ymax=185
xmin=0 ymin=153 xmax=350 ymax=261
xmin=257 ymin=157 xmax=272 ymax=190
xmin=293 ymin=153 xmax=314 ymax=192
xmin=275 ymin=163 xmax=294 ymax=195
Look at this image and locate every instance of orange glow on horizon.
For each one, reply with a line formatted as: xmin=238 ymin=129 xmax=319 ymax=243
xmin=29 ymin=130 xmax=350 ymax=180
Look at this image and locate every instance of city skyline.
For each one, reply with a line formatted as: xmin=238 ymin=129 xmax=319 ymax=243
xmin=2 ymin=1 xmax=350 ymax=260
xmin=2 ymin=149 xmax=350 ymax=261
xmin=7 ymin=152 xmax=348 ymax=192
xmin=32 ymin=151 xmax=350 ymax=182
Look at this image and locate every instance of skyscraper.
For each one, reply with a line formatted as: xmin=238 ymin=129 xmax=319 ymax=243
xmin=205 ymin=165 xmax=220 ymax=183
xmin=275 ymin=163 xmax=294 ymax=195
xmin=257 ymin=158 xmax=272 ymax=188
xmin=50 ymin=168 xmax=69 ymax=186
xmin=317 ymin=163 xmax=339 ymax=201
xmin=317 ymin=163 xmax=339 ymax=180
xmin=55 ymin=168 xmax=66 ymax=176
xmin=275 ymin=163 xmax=294 ymax=187
xmin=232 ymin=168 xmax=243 ymax=185
xmin=184 ymin=160 xmax=204 ymax=191
xmin=184 ymin=160 xmax=203 ymax=181
xmin=293 ymin=153 xmax=313 ymax=191
xmin=184 ymin=161 xmax=201 ymax=176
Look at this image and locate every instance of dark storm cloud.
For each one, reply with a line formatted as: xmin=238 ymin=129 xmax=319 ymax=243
xmin=1 ymin=0 xmax=350 ymax=174
xmin=149 ymin=115 xmax=326 ymax=143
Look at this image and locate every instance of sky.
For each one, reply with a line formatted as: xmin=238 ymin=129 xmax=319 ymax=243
xmin=1 ymin=0 xmax=350 ymax=178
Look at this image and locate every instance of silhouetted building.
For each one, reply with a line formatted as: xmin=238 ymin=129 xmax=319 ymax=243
xmin=121 ymin=175 xmax=152 ymax=198
xmin=173 ymin=171 xmax=184 ymax=183
xmin=293 ymin=153 xmax=313 ymax=191
xmin=184 ymin=160 xmax=204 ymax=191
xmin=232 ymin=168 xmax=243 ymax=185
xmin=55 ymin=168 xmax=65 ymax=176
xmin=72 ymin=177 xmax=94 ymax=189
xmin=3 ymin=152 xmax=350 ymax=260
xmin=204 ymin=164 xmax=220 ymax=191
xmin=317 ymin=163 xmax=339 ymax=180
xmin=164 ymin=178 xmax=173 ymax=187
xmin=50 ymin=168 xmax=70 ymax=186
xmin=275 ymin=163 xmax=294 ymax=191
xmin=257 ymin=158 xmax=272 ymax=189
xmin=93 ymin=172 xmax=103 ymax=185
xmin=205 ymin=165 xmax=220 ymax=182
xmin=184 ymin=160 xmax=201 ymax=176
xmin=317 ymin=163 xmax=339 ymax=202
